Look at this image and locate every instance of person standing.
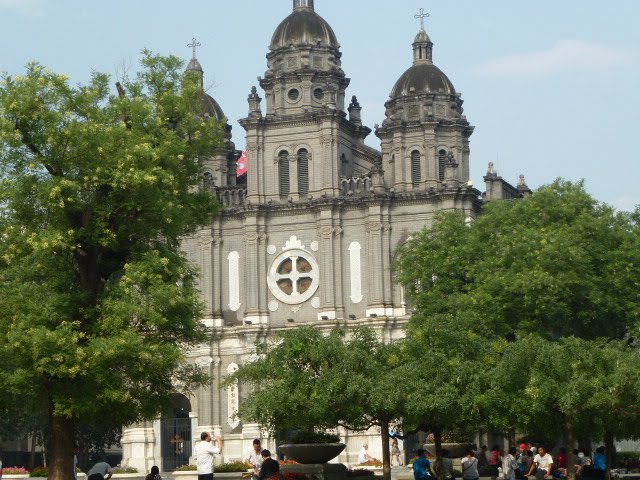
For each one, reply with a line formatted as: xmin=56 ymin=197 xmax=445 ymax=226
xmin=391 ymin=438 xmax=403 ymax=467
xmin=502 ymin=447 xmax=518 ymax=480
xmin=244 ymin=439 xmax=263 ymax=480
xmin=86 ymin=461 xmax=113 ymax=480
xmin=476 ymin=446 xmax=489 ymax=469
xmin=195 ymin=432 xmax=222 ymax=480
xmin=526 ymin=445 xmax=553 ymax=480
xmin=461 ymin=449 xmax=480 ymax=480
xmin=257 ymin=450 xmax=279 ymax=480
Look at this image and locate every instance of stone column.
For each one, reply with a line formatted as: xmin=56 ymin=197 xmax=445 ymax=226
xmin=243 ymin=217 xmax=261 ymax=324
xmin=121 ymin=421 xmax=156 ymax=473
xmin=317 ymin=208 xmax=341 ymax=319
xmin=210 ymin=231 xmax=223 ymax=326
xmin=198 ymin=233 xmax=214 ymax=319
xmin=365 ymin=204 xmax=385 ymax=315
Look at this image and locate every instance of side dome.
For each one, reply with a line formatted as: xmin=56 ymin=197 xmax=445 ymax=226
xmin=270 ymin=9 xmax=339 ymax=50
xmin=203 ymin=93 xmax=225 ymax=120
xmin=390 ymin=64 xmax=456 ymax=99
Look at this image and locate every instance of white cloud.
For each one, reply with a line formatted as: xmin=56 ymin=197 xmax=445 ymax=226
xmin=0 ymin=0 xmax=44 ymax=16
xmin=474 ymin=39 xmax=634 ymax=78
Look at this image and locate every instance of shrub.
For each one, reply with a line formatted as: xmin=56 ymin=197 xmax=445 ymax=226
xmin=175 ymin=465 xmax=197 ymax=471
xmin=354 ymin=460 xmax=383 ymax=468
xmin=2 ymin=467 xmax=29 ymax=475
xmin=618 ymin=452 xmax=640 ymax=470
xmin=112 ymin=467 xmax=138 ymax=474
xmin=29 ymin=468 xmax=48 ymax=477
xmin=215 ymin=462 xmax=248 ymax=473
xmin=287 ymin=431 xmax=340 ymax=444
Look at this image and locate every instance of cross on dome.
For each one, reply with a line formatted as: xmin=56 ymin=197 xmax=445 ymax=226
xmin=187 ymin=37 xmax=201 ymax=59
xmin=414 ymin=8 xmax=430 ymax=31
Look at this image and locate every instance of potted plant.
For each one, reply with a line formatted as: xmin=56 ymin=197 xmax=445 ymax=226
xmin=2 ymin=467 xmax=30 ymax=479
xmin=110 ymin=466 xmax=143 ymax=480
xmin=173 ymin=465 xmax=198 ymax=480
xmin=279 ymin=431 xmax=345 ymax=464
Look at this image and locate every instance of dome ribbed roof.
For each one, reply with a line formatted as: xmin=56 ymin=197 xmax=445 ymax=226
xmin=203 ymin=93 xmax=225 ymax=120
xmin=390 ymin=63 xmax=456 ymax=99
xmin=270 ymin=9 xmax=339 ymax=50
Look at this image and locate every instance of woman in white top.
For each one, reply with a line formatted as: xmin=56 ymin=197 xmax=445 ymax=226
xmin=461 ymin=449 xmax=480 ymax=480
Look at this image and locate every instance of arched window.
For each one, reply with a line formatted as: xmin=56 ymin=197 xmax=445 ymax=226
xmin=279 ymin=150 xmax=290 ymax=197
xmin=411 ymin=150 xmax=421 ymax=186
xmin=297 ymin=149 xmax=309 ymax=198
xmin=438 ymin=149 xmax=447 ymax=181
xmin=341 ymin=153 xmax=348 ymax=177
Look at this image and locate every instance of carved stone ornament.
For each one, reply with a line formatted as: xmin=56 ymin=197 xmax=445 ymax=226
xmin=366 ymin=222 xmax=383 ymax=233
xmin=243 ymin=233 xmax=260 ymax=244
xmin=195 ymin=356 xmax=213 ymax=367
xmin=319 ymin=226 xmax=334 ymax=239
xmin=226 ymin=363 xmax=240 ymax=429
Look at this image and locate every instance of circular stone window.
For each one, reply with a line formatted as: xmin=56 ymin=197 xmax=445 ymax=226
xmin=313 ymin=88 xmax=324 ymax=101
xmin=267 ymin=248 xmax=319 ymax=305
xmin=287 ymin=88 xmax=300 ymax=102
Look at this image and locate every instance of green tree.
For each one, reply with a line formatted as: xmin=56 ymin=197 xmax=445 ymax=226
xmin=395 ymin=311 xmax=493 ymax=476
xmin=228 ymin=327 xmax=405 ymax=480
xmin=0 ymin=52 xmax=223 ymax=480
xmin=488 ymin=335 xmax=640 ymax=480
xmin=396 ymin=180 xmax=640 ymax=340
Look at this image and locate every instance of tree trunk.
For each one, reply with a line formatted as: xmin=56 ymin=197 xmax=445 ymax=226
xmin=434 ymin=428 xmax=443 ymax=480
xmin=381 ymin=420 xmax=392 ymax=480
xmin=565 ymin=416 xmax=576 ymax=480
xmin=29 ymin=428 xmax=37 ymax=470
xmin=604 ymin=430 xmax=615 ymax=480
xmin=49 ymin=414 xmax=75 ymax=480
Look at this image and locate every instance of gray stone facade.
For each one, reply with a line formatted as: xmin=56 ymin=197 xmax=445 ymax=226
xmin=122 ymin=1 xmax=525 ymax=471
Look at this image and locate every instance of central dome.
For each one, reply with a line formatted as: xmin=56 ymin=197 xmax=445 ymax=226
xmin=270 ymin=8 xmax=339 ymax=50
xmin=390 ymin=63 xmax=456 ymax=98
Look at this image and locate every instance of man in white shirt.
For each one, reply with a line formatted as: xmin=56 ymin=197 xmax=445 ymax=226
xmin=244 ymin=439 xmax=263 ymax=480
xmin=195 ymin=431 xmax=223 ymax=480
xmin=358 ymin=443 xmax=371 ymax=464
xmin=526 ymin=445 xmax=553 ymax=480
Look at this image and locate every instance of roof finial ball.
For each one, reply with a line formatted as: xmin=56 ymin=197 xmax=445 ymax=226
xmin=293 ymin=0 xmax=314 ymax=11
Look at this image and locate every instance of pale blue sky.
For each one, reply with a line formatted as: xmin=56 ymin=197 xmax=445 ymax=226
xmin=1 ymin=0 xmax=638 ymax=210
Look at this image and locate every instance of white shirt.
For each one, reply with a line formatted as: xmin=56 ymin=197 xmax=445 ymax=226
xmin=195 ymin=441 xmax=221 ymax=475
xmin=248 ymin=450 xmax=263 ymax=470
xmin=503 ymin=454 xmax=518 ymax=480
xmin=358 ymin=447 xmax=370 ymax=464
xmin=534 ymin=453 xmax=553 ymax=472
xmin=461 ymin=457 xmax=479 ymax=480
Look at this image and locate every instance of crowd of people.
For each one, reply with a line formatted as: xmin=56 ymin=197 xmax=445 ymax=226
xmin=413 ymin=443 xmax=609 ymax=480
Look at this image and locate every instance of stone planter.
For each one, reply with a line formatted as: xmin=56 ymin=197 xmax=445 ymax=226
xmin=3 ymin=476 xmax=29 ymax=480
xmin=215 ymin=474 xmax=245 ymax=479
xmin=425 ymin=443 xmax=473 ymax=459
xmin=111 ymin=473 xmax=145 ymax=480
xmin=172 ymin=471 xmax=198 ymax=480
xmin=279 ymin=443 xmax=346 ymax=464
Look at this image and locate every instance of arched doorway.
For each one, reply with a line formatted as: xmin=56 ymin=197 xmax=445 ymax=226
xmin=160 ymin=394 xmax=192 ymax=471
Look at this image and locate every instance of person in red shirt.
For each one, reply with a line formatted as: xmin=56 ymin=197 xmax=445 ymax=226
xmin=489 ymin=446 xmax=502 ymax=467
xmin=556 ymin=447 xmax=567 ymax=469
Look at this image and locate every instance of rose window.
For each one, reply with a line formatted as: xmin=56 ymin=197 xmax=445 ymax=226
xmin=268 ymin=248 xmax=319 ymax=305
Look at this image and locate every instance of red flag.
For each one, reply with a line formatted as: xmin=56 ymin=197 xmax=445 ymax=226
xmin=237 ymin=150 xmax=248 ymax=176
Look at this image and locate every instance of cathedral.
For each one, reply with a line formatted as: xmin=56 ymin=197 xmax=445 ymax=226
xmin=121 ymin=0 xmax=527 ymax=471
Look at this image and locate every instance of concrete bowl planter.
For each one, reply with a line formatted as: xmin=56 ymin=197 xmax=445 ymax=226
xmin=279 ymin=443 xmax=346 ymax=464
xmin=2 ymin=476 xmax=30 ymax=480
xmin=425 ymin=443 xmax=473 ymax=459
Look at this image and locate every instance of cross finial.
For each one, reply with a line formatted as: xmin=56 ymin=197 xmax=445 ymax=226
xmin=414 ymin=8 xmax=430 ymax=31
xmin=187 ymin=37 xmax=201 ymax=60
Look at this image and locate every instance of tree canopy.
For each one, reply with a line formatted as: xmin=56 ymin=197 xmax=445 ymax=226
xmin=0 ymin=52 xmax=223 ymax=480
xmin=396 ymin=179 xmax=640 ymax=340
